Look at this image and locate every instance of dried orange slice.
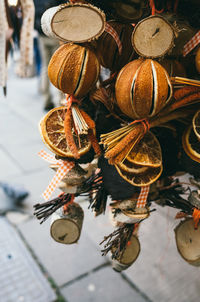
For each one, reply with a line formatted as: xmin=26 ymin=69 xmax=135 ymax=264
xmin=115 ymin=162 xmax=162 ymax=187
xmin=39 ymin=106 xmax=91 ymax=158
xmin=182 ymin=125 xmax=200 ymax=163
xmin=117 ymin=159 xmax=148 ymax=173
xmin=126 ymin=131 xmax=162 ymax=167
xmin=192 ymin=110 xmax=200 ymax=140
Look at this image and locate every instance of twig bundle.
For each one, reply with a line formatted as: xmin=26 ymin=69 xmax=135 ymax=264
xmin=34 ymin=193 xmax=73 ymax=224
xmin=100 ymin=224 xmax=135 ymax=259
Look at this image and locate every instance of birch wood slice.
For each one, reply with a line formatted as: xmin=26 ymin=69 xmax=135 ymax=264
xmin=42 ymin=3 xmax=105 ymax=43
xmin=132 ymin=15 xmax=174 ymax=58
xmin=112 ymin=235 xmax=140 ymax=271
xmin=50 ymin=203 xmax=84 ymax=244
xmin=175 ymin=218 xmax=200 ymax=266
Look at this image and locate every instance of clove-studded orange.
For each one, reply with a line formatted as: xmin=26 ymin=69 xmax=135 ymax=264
xmin=48 ymin=43 xmax=100 ymax=98
xmin=115 ymin=59 xmax=173 ymax=119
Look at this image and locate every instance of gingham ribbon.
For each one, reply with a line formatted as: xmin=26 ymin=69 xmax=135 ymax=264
xmin=38 ymin=150 xmax=74 ymax=201
xmin=183 ymin=31 xmax=200 ymax=57
xmin=105 ymin=23 xmax=122 ymax=55
xmin=136 ymin=186 xmax=150 ymax=208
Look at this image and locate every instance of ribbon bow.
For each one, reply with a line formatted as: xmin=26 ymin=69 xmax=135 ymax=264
xmin=183 ymin=30 xmax=200 ymax=57
xmin=38 ymin=150 xmax=74 ymax=201
xmin=105 ymin=23 xmax=122 ymax=55
xmin=136 ymin=186 xmax=150 ymax=208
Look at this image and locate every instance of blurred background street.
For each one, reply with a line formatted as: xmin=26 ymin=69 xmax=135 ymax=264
xmin=0 ymin=64 xmax=200 ymax=302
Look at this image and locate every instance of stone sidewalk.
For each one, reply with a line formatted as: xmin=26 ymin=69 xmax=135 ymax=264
xmin=0 ymin=70 xmax=200 ymax=302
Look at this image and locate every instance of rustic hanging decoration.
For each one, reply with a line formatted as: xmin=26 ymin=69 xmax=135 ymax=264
xmin=16 ymin=0 xmax=35 ymax=77
xmin=0 ymin=0 xmax=8 ymax=91
xmin=33 ymin=0 xmax=200 ymax=273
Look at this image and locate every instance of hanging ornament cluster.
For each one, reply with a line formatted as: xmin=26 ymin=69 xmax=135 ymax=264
xmin=0 ymin=0 xmax=35 ymax=95
xmin=34 ymin=0 xmax=200 ymax=272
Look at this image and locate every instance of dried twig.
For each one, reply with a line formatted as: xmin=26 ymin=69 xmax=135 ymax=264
xmin=33 ymin=193 xmax=73 ymax=224
xmin=100 ymin=224 xmax=135 ymax=259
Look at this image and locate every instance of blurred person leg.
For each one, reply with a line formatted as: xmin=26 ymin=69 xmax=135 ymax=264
xmin=38 ymin=35 xmax=60 ymax=110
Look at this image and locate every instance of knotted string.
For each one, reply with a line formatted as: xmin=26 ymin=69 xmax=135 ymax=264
xmin=63 ymin=193 xmax=75 ymax=212
xmin=130 ymin=118 xmax=150 ymax=134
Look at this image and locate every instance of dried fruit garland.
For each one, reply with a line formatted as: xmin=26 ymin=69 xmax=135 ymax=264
xmin=35 ymin=0 xmax=200 ymax=271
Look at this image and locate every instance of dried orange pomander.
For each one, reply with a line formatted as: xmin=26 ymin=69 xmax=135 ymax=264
xmin=115 ymin=59 xmax=172 ymax=119
xmin=48 ymin=43 xmax=100 ymax=98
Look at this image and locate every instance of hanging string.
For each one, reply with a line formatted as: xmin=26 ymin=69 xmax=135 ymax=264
xmin=149 ymin=0 xmax=178 ymax=14
xmin=192 ymin=208 xmax=200 ymax=229
xmin=149 ymin=0 xmax=155 ymax=15
xmin=173 ymin=0 xmax=179 ymax=13
xmin=129 ymin=119 xmax=150 ymax=134
xmin=63 ymin=194 xmax=75 ymax=212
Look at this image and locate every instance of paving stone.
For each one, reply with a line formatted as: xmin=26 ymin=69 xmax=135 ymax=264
xmin=0 ymin=147 xmax=22 ymax=178
xmin=0 ymin=189 xmax=15 ymax=213
xmin=123 ymin=205 xmax=200 ymax=302
xmin=61 ymin=266 xmax=147 ymax=302
xmin=18 ymin=218 xmax=107 ymax=287
xmin=80 ymin=199 xmax=114 ymax=251
xmin=6 ymin=211 xmax=30 ymax=225
xmin=7 ymin=165 xmax=71 ymax=215
xmin=0 ymin=217 xmax=56 ymax=302
xmin=0 ymin=112 xmax=39 ymax=145
xmin=4 ymin=141 xmax=48 ymax=172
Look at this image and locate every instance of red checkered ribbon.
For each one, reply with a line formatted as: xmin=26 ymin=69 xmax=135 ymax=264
xmin=38 ymin=150 xmax=74 ymax=201
xmin=136 ymin=186 xmax=150 ymax=208
xmin=105 ymin=23 xmax=122 ymax=55
xmin=183 ymin=30 xmax=200 ymax=57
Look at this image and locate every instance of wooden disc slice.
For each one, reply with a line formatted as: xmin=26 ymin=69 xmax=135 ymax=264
xmin=175 ymin=218 xmax=200 ymax=266
xmin=41 ymin=6 xmax=60 ymax=39
xmin=50 ymin=203 xmax=84 ymax=244
xmin=118 ymin=234 xmax=140 ymax=265
xmin=111 ymin=234 xmax=140 ymax=271
xmin=132 ymin=15 xmax=174 ymax=58
xmin=42 ymin=3 xmax=106 ymax=43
